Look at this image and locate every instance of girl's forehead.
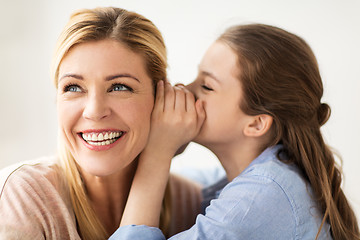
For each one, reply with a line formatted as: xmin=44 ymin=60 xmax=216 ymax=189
xmin=199 ymin=42 xmax=239 ymax=82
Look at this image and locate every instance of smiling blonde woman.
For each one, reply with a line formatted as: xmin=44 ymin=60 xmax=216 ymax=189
xmin=0 ymin=7 xmax=202 ymax=240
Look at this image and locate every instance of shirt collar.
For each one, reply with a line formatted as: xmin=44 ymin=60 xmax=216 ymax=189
xmin=243 ymin=144 xmax=284 ymax=172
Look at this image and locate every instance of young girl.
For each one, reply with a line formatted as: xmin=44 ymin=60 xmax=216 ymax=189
xmin=110 ymin=24 xmax=359 ymax=239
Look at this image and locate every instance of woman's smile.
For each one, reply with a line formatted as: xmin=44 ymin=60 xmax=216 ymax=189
xmin=79 ymin=129 xmax=126 ymax=151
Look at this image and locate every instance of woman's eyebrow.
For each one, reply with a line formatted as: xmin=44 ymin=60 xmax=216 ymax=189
xmin=106 ymin=74 xmax=140 ymax=82
xmin=59 ymin=73 xmax=83 ymax=81
xmin=58 ymin=73 xmax=140 ymax=82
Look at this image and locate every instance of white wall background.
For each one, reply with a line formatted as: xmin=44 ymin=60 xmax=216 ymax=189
xmin=0 ymin=0 xmax=359 ymax=220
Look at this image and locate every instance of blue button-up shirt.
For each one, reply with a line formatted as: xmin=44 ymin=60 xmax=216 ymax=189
xmin=109 ymin=145 xmax=332 ymax=239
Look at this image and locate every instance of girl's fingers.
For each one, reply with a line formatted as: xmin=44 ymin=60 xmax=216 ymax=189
xmin=176 ymin=84 xmax=205 ymax=136
xmin=185 ymin=89 xmax=196 ymax=113
xmin=175 ymin=84 xmax=195 ymax=112
xmin=174 ymin=83 xmax=185 ymax=88
xmin=195 ymin=100 xmax=206 ymax=130
xmin=154 ymin=80 xmax=165 ymax=112
xmin=174 ymin=86 xmax=186 ymax=111
xmin=164 ymin=81 xmax=175 ymax=111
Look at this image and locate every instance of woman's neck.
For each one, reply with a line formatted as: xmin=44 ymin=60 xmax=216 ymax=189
xmin=80 ymin=159 xmax=138 ymax=234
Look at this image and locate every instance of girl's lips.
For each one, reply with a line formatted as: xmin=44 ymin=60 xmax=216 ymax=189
xmin=78 ymin=129 xmax=125 ymax=151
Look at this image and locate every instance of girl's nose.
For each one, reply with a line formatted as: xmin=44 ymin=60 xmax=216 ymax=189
xmin=82 ymin=93 xmax=111 ymax=121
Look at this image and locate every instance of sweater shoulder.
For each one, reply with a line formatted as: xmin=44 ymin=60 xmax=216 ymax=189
xmin=0 ymin=156 xmax=79 ymax=239
xmin=0 ymin=156 xmax=63 ymax=198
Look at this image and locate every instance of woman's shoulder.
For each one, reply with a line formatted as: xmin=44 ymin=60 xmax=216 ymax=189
xmin=0 ymin=155 xmax=73 ymax=210
xmin=0 ymin=156 xmax=71 ymax=207
xmin=0 ymin=156 xmax=63 ymax=195
xmin=0 ymin=156 xmax=79 ymax=239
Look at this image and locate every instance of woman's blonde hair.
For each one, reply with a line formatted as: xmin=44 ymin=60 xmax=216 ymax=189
xmin=219 ymin=24 xmax=359 ymax=240
xmin=52 ymin=7 xmax=169 ymax=239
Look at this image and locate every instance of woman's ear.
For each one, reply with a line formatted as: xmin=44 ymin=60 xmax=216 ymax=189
xmin=243 ymin=114 xmax=273 ymax=137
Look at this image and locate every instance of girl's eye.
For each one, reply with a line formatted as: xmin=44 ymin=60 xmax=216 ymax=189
xmin=64 ymin=84 xmax=82 ymax=92
xmin=201 ymin=84 xmax=214 ymax=91
xmin=109 ymin=83 xmax=133 ymax=92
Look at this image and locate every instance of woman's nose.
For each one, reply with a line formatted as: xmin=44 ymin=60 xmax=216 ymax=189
xmin=82 ymin=93 xmax=111 ymax=121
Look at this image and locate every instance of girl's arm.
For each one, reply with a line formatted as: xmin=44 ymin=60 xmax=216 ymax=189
xmin=120 ymin=80 xmax=205 ymax=227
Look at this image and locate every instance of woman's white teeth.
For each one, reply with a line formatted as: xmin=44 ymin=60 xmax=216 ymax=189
xmin=82 ymin=132 xmax=123 ymax=144
xmin=88 ymin=139 xmax=117 ymax=146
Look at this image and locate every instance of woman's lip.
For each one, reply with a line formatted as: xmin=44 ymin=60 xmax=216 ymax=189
xmin=78 ymin=130 xmax=126 ymax=151
xmin=80 ymin=128 xmax=123 ymax=134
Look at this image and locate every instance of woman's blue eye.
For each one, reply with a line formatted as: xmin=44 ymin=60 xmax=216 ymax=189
xmin=64 ymin=85 xmax=82 ymax=92
xmin=109 ymin=84 xmax=133 ymax=92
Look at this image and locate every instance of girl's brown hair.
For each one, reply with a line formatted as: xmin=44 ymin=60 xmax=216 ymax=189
xmin=219 ymin=23 xmax=359 ymax=240
xmin=52 ymin=7 xmax=170 ymax=240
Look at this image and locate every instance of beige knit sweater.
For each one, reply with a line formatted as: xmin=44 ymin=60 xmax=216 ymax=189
xmin=0 ymin=157 xmax=202 ymax=240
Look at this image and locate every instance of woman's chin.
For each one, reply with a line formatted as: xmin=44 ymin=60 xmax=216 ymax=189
xmin=74 ymin=155 xmax=133 ymax=178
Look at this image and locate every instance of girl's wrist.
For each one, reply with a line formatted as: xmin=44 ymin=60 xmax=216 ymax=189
xmin=142 ymin=143 xmax=177 ymax=161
